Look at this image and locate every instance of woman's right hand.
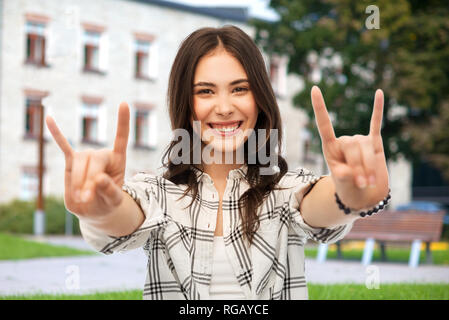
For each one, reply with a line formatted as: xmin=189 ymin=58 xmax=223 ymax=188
xmin=45 ymin=102 xmax=130 ymax=221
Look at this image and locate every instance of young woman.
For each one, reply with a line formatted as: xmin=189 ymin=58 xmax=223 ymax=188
xmin=45 ymin=25 xmax=390 ymax=300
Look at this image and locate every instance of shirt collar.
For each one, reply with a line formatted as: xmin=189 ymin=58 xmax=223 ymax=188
xmin=191 ymin=164 xmax=248 ymax=183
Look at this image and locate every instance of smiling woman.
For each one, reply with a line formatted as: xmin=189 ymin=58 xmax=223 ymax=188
xmin=192 ymin=48 xmax=258 ymax=153
xmin=47 ymin=24 xmax=390 ymax=301
xmin=162 ymin=25 xmax=288 ymax=242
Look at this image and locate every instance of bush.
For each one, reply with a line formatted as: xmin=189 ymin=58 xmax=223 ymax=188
xmin=0 ymin=196 xmax=81 ymax=235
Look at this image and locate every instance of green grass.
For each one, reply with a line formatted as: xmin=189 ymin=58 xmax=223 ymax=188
xmin=0 ymin=233 xmax=96 ymax=260
xmin=304 ymin=245 xmax=449 ymax=265
xmin=2 ymin=284 xmax=449 ymax=300
xmin=308 ymin=283 xmax=449 ymax=300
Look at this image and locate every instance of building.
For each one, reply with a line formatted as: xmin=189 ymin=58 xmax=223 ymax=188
xmin=0 ymin=0 xmax=422 ymax=211
xmin=0 ymin=0 xmax=311 ymax=204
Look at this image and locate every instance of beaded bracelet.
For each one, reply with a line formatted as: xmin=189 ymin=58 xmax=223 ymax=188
xmin=335 ymin=189 xmax=391 ymax=217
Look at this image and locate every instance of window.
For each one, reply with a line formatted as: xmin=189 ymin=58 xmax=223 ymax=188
xmin=301 ymin=128 xmax=314 ymax=164
xmin=135 ymin=110 xmax=149 ymax=146
xmin=20 ymin=170 xmax=39 ymax=201
xmin=24 ymin=89 xmax=49 ymax=139
xmin=134 ymin=33 xmax=158 ymax=80
xmin=20 ymin=166 xmax=47 ymax=200
xmin=135 ymin=40 xmax=150 ymax=79
xmin=83 ymin=30 xmax=101 ymax=72
xmin=133 ymin=103 xmax=157 ymax=149
xmin=25 ymin=21 xmax=46 ymax=66
xmin=81 ymin=101 xmax=99 ymax=143
xmin=80 ymin=96 xmax=106 ymax=145
xmin=270 ymin=59 xmax=279 ymax=85
xmin=25 ymin=97 xmax=42 ymax=138
xmin=269 ymin=55 xmax=287 ymax=97
xmin=80 ymin=95 xmax=107 ymax=145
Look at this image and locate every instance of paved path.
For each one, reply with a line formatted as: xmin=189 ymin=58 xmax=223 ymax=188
xmin=1 ymin=236 xmax=448 ymax=296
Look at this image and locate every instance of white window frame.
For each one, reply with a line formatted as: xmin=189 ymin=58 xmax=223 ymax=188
xmin=269 ymin=55 xmax=288 ymax=98
xmin=132 ymin=106 xmax=158 ymax=148
xmin=25 ymin=21 xmax=48 ymax=64
xmin=148 ymin=41 xmax=159 ymax=80
xmin=83 ymin=30 xmax=107 ymax=72
xmin=20 ymin=171 xmax=38 ymax=201
xmin=79 ymin=101 xmax=106 ymax=144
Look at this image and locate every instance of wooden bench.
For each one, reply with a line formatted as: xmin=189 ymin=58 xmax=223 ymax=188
xmin=316 ymin=210 xmax=446 ymax=267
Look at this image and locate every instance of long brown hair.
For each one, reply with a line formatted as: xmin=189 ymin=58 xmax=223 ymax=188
xmin=161 ymin=25 xmax=288 ymax=244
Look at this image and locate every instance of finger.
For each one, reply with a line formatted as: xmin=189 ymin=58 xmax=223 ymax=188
xmin=340 ymin=137 xmax=367 ymax=189
xmin=311 ymin=86 xmax=336 ymax=145
xmin=80 ymin=151 xmax=109 ymax=203
xmin=369 ymin=89 xmax=384 ymax=137
xmin=45 ymin=116 xmax=76 ymax=205
xmin=71 ymin=152 xmax=90 ymax=201
xmin=113 ymin=102 xmax=130 ymax=155
xmin=359 ymin=137 xmax=377 ymax=187
xmin=94 ymin=173 xmax=124 ymax=208
xmin=45 ymin=115 xmax=74 ymax=159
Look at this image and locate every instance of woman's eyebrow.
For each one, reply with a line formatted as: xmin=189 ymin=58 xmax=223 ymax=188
xmin=193 ymin=79 xmax=249 ymax=87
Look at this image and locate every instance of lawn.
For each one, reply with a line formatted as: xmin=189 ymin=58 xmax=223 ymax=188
xmin=2 ymin=231 xmax=448 ymax=266
xmin=1 ymin=234 xmax=448 ymax=300
xmin=304 ymin=242 xmax=449 ymax=265
xmin=1 ymin=283 xmax=448 ymax=300
xmin=0 ymin=232 xmax=96 ymax=260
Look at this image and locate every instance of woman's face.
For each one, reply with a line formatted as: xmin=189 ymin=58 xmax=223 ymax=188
xmin=192 ymin=48 xmax=258 ymax=156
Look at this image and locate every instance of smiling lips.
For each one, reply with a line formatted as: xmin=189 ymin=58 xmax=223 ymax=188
xmin=207 ymin=121 xmax=243 ymax=136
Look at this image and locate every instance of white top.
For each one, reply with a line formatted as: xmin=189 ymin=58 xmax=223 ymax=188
xmin=209 ymin=236 xmax=246 ymax=300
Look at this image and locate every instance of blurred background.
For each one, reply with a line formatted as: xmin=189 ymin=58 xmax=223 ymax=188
xmin=0 ymin=0 xmax=448 ymax=299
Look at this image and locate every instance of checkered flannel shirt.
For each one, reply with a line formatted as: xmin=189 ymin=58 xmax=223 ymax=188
xmin=79 ymin=165 xmax=355 ymax=299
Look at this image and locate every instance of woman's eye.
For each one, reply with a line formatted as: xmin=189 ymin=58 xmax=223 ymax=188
xmin=233 ymin=87 xmax=249 ymax=93
xmin=197 ymin=89 xmax=212 ymax=94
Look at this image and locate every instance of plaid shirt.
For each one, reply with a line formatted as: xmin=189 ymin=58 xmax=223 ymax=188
xmin=79 ymin=165 xmax=355 ymax=300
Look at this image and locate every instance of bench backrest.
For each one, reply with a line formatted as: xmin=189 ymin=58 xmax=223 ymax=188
xmin=345 ymin=210 xmax=446 ymax=242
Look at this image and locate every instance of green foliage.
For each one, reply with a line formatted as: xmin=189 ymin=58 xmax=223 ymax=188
xmin=253 ymin=0 xmax=449 ymax=180
xmin=0 ymin=196 xmax=81 ymax=235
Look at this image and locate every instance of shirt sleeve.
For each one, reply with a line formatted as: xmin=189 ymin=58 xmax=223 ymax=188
xmin=282 ymin=167 xmax=354 ymax=244
xmin=79 ymin=172 xmax=167 ymax=254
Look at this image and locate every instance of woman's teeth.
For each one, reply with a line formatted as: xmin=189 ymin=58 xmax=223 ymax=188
xmin=214 ymin=126 xmax=238 ymax=132
xmin=209 ymin=122 xmax=241 ymax=132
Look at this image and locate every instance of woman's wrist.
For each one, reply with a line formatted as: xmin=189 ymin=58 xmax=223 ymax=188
xmin=335 ymin=188 xmax=391 ymax=217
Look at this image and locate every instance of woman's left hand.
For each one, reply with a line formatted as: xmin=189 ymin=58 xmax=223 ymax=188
xmin=310 ymin=86 xmax=390 ymax=210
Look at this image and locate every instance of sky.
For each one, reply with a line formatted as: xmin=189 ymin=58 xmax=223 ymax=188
xmin=168 ymin=0 xmax=280 ymax=21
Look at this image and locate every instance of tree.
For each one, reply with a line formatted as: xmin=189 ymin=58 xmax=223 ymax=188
xmin=252 ymin=0 xmax=449 ymax=181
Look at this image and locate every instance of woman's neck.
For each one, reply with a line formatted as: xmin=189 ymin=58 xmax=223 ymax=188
xmin=202 ymin=162 xmax=243 ymax=183
xmin=199 ymin=145 xmax=245 ymax=184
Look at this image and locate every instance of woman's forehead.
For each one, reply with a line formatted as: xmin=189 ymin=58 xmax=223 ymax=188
xmin=194 ymin=51 xmax=247 ymax=83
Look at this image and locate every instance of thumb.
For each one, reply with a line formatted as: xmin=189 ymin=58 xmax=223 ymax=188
xmin=330 ymin=162 xmax=354 ymax=185
xmin=94 ymin=173 xmax=124 ymax=208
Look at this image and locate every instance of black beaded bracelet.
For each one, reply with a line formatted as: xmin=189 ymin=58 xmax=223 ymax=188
xmin=335 ymin=189 xmax=391 ymax=217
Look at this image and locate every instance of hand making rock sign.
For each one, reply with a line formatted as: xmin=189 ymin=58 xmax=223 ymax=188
xmin=45 ymin=102 xmax=132 ymax=221
xmin=311 ymin=86 xmax=390 ymax=210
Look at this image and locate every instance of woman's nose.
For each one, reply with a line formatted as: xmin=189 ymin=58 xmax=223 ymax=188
xmin=215 ymin=94 xmax=234 ymax=116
